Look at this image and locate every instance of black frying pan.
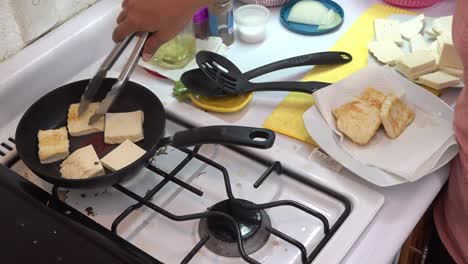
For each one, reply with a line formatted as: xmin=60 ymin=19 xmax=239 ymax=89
xmin=15 ymin=78 xmax=275 ymax=188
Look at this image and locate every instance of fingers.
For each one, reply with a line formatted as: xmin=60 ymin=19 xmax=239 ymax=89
xmin=114 ymin=0 xmax=131 ymax=42
xmin=142 ymin=34 xmax=164 ymax=61
xmin=112 ymin=20 xmax=135 ymax=42
xmin=116 ymin=10 xmax=127 ymax=24
xmin=121 ymin=0 xmax=129 ymax=8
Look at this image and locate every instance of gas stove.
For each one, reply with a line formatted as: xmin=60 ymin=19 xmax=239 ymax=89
xmin=0 ymin=1 xmax=385 ymax=263
xmin=2 ymin=116 xmax=350 ymax=264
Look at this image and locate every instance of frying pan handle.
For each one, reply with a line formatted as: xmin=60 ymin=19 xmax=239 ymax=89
xmin=166 ymin=126 xmax=275 ymax=149
xmin=244 ymin=52 xmax=352 ymax=80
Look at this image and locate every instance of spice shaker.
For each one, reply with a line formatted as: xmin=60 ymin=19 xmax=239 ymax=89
xmin=193 ymin=7 xmax=209 ymax=39
xmin=208 ymin=0 xmax=234 ymax=46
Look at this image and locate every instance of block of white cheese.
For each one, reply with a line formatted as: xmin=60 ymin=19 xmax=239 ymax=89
xmin=418 ymin=71 xmax=461 ymax=90
xmin=0 ymin=0 xmax=26 ymax=62
xmin=425 ymin=26 xmax=438 ymax=38
xmin=396 ymin=50 xmax=436 ymax=73
xmin=60 ymin=145 xmax=105 ymax=179
xmin=440 ymin=67 xmax=464 ymax=78
xmin=368 ymin=41 xmax=404 ymax=65
xmin=100 ymin=140 xmax=146 ymax=172
xmin=287 ymin=1 xmax=335 ymax=26
xmin=400 ymin=65 xmax=438 ymax=81
xmin=410 ymin=34 xmax=430 ymax=52
xmin=413 ymin=66 xmax=438 ymax=80
xmin=9 ymin=0 xmax=59 ymax=44
xmin=394 ymin=50 xmax=437 ymax=80
xmin=432 ymin=16 xmax=453 ymax=35
xmin=317 ymin=11 xmax=343 ymax=31
xmin=67 ymin=102 xmax=105 ymax=136
xmin=37 ymin=127 xmax=69 ymax=164
xmin=374 ymin=19 xmax=403 ymax=45
xmin=437 ymin=34 xmax=463 ymax=69
xmin=400 ymin=14 xmax=424 ymax=40
xmin=104 ymin=111 xmax=144 ymax=144
xmin=430 ymin=40 xmax=440 ymax=62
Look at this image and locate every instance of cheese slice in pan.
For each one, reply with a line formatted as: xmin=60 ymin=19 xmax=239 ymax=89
xmin=67 ymin=102 xmax=105 ymax=136
xmin=100 ymin=139 xmax=146 ymax=172
xmin=37 ymin=127 xmax=69 ymax=164
xmin=60 ymin=145 xmax=105 ymax=179
xmin=104 ymin=110 xmax=144 ymax=144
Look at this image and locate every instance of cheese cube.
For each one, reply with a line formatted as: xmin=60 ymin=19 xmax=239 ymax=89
xmin=400 ymin=15 xmax=424 ymax=40
xmin=100 ymin=140 xmax=146 ymax=172
xmin=437 ymin=34 xmax=463 ymax=69
xmin=60 ymin=145 xmax=105 ymax=179
xmin=432 ymin=16 xmax=453 ymax=35
xmin=394 ymin=51 xmax=437 ymax=80
xmin=425 ymin=26 xmax=439 ymax=38
xmin=418 ymin=71 xmax=461 ymax=90
xmin=403 ymin=65 xmax=439 ymax=80
xmin=410 ymin=34 xmax=430 ymax=53
xmin=104 ymin=111 xmax=144 ymax=144
xmin=67 ymin=102 xmax=105 ymax=136
xmin=430 ymin=40 xmax=440 ymax=62
xmin=37 ymin=127 xmax=69 ymax=164
xmin=374 ymin=19 xmax=403 ymax=45
xmin=440 ymin=67 xmax=464 ymax=78
xmin=368 ymin=41 xmax=404 ymax=65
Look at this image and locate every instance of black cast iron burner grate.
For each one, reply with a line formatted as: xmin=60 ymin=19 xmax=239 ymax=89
xmin=52 ymin=145 xmax=352 ymax=264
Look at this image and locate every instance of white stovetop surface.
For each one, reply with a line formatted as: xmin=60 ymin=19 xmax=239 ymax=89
xmin=10 ymin=120 xmax=351 ymax=264
xmin=0 ymin=0 xmax=459 ymax=263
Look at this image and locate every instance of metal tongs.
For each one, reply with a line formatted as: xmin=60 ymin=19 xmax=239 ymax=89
xmin=78 ymin=32 xmax=150 ymax=124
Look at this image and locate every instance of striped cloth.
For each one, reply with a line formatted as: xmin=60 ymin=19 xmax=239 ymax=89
xmin=238 ymin=0 xmax=288 ymax=7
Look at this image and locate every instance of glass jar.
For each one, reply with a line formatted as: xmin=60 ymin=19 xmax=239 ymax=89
xmin=208 ymin=0 xmax=234 ymax=46
xmin=152 ymin=22 xmax=196 ymax=69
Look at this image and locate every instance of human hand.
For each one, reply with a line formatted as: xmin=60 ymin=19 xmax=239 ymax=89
xmin=113 ymin=0 xmax=209 ymax=61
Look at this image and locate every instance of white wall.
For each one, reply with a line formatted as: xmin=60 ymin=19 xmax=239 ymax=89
xmin=0 ymin=0 xmax=119 ymax=128
xmin=0 ymin=0 xmax=25 ymax=62
xmin=0 ymin=0 xmax=99 ymax=62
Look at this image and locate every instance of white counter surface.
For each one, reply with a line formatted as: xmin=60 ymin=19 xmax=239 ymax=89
xmin=225 ymin=2 xmax=458 ymax=263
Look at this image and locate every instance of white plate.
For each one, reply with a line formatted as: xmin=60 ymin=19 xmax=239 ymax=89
xmin=304 ymin=106 xmax=458 ymax=186
xmin=303 ymin=70 xmax=458 ymax=187
xmin=368 ymin=14 xmax=464 ymax=89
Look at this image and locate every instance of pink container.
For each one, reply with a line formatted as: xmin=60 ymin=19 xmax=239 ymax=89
xmin=383 ymin=0 xmax=442 ymax=8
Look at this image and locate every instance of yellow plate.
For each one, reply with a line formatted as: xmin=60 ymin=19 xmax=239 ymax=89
xmin=188 ymin=93 xmax=253 ymax=113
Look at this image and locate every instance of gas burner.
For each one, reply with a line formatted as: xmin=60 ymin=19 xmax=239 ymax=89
xmin=41 ymin=138 xmax=351 ymax=264
xmin=198 ymin=199 xmax=271 ymax=257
